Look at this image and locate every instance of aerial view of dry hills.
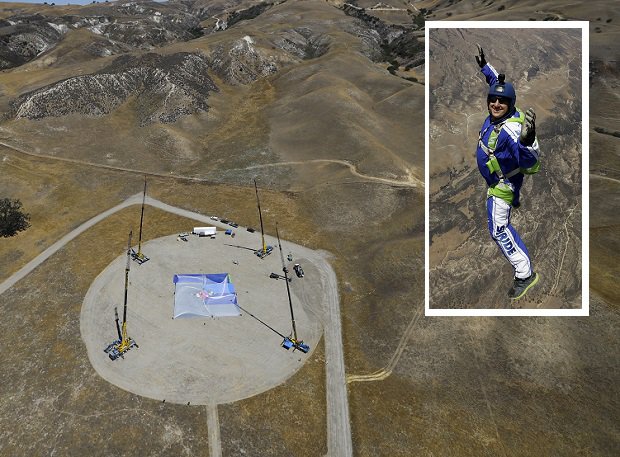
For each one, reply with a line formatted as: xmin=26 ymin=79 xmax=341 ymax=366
xmin=0 ymin=0 xmax=618 ymax=456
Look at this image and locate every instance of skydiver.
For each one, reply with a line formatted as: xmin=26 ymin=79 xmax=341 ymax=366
xmin=475 ymin=45 xmax=541 ymax=301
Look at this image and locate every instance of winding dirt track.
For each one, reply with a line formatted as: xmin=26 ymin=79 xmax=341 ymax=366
xmin=346 ymin=308 xmax=422 ymax=384
xmin=0 ymin=194 xmax=352 ymax=457
xmin=0 ymin=140 xmax=420 ymax=188
xmin=591 ymin=173 xmax=620 ymax=185
xmin=242 ymin=160 xmax=423 ymax=188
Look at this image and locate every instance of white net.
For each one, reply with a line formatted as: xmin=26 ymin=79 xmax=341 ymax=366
xmin=173 ymin=273 xmax=240 ymax=318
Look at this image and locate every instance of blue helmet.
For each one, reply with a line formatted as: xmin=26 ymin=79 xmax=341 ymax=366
xmin=487 ymin=73 xmax=516 ymax=115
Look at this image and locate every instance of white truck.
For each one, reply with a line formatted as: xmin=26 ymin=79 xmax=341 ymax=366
xmin=193 ymin=227 xmax=217 ymax=237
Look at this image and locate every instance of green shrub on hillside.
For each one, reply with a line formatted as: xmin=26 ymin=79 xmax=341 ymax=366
xmin=0 ymin=198 xmax=30 ymax=237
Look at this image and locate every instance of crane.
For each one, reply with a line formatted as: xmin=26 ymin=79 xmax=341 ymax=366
xmin=104 ymin=231 xmax=139 ymax=360
xmin=276 ymin=223 xmax=309 ymax=353
xmin=233 ymin=223 xmax=309 ymax=353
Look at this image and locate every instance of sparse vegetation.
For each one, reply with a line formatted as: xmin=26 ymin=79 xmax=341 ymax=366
xmin=413 ymin=13 xmax=425 ymax=29
xmin=227 ymin=2 xmax=273 ymax=28
xmin=0 ymin=198 xmax=30 ymax=237
xmin=594 ymin=126 xmax=620 ymax=138
xmin=387 ymin=60 xmax=399 ymax=75
xmin=188 ymin=26 xmax=204 ymax=39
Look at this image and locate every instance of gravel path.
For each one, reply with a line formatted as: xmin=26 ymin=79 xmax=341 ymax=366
xmin=0 ymin=192 xmax=144 ymax=296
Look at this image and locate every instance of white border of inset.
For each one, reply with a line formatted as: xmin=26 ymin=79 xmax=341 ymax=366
xmin=425 ymin=21 xmax=589 ymax=317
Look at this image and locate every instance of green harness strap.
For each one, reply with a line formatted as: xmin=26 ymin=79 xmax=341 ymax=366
xmin=478 ymin=109 xmax=539 ymax=205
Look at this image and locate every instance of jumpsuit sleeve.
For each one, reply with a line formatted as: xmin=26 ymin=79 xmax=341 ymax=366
xmin=481 ymin=63 xmax=499 ymax=87
xmin=501 ymin=123 xmax=541 ymax=170
xmin=519 ymin=138 xmax=541 ymax=172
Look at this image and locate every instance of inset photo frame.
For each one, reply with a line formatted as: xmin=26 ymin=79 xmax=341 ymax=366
xmin=425 ymin=21 xmax=589 ymax=316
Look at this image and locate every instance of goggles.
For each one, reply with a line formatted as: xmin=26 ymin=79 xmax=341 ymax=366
xmin=488 ymin=95 xmax=511 ymax=105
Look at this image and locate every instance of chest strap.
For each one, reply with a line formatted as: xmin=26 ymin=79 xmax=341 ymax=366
xmin=479 ymin=114 xmax=523 ymax=180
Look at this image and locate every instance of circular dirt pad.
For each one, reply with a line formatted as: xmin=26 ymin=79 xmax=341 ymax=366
xmin=81 ymin=229 xmax=326 ymax=405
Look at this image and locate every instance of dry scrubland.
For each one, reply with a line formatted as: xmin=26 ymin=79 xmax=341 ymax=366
xmin=0 ymin=0 xmax=619 ymax=455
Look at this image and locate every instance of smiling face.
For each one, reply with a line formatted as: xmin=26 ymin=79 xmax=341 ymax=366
xmin=488 ymin=96 xmax=510 ymax=120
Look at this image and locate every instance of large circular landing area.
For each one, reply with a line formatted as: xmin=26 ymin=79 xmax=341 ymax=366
xmin=81 ymin=228 xmax=325 ymax=405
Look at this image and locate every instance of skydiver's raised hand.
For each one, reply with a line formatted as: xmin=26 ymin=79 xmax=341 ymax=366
xmin=520 ymin=108 xmax=537 ymax=146
xmin=475 ymin=44 xmax=487 ymax=68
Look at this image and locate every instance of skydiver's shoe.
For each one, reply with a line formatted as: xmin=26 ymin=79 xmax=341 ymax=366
xmin=508 ymin=272 xmax=539 ymax=300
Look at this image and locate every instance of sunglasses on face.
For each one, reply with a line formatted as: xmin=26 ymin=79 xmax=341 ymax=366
xmin=488 ymin=96 xmax=510 ymax=105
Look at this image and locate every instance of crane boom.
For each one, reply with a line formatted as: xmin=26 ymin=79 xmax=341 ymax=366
xmin=276 ymin=223 xmax=298 ymax=341
xmin=137 ymin=177 xmax=146 ymax=256
xmin=131 ymin=177 xmax=149 ymax=264
xmin=122 ymin=230 xmax=132 ymax=336
xmin=254 ymin=179 xmax=267 ymax=254
xmin=114 ymin=307 xmax=122 ymax=341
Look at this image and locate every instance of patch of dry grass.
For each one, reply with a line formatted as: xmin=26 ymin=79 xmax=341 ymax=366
xmin=219 ymin=339 xmax=327 ymax=456
xmin=0 ymin=148 xmax=138 ymax=280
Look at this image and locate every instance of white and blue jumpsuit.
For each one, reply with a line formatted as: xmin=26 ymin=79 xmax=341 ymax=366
xmin=476 ymin=64 xmax=541 ymax=280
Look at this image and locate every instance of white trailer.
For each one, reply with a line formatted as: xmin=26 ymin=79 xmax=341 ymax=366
xmin=193 ymin=227 xmax=217 ymax=237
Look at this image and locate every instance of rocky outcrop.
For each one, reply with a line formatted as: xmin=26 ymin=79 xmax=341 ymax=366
xmin=0 ymin=16 xmax=67 ymax=69
xmin=0 ymin=3 xmax=204 ymax=70
xmin=226 ymin=2 xmax=274 ymax=28
xmin=209 ymin=35 xmax=277 ymax=85
xmin=11 ymin=52 xmax=218 ymax=125
xmin=342 ymin=2 xmax=423 ymax=68
xmin=91 ymin=5 xmax=202 ymax=50
xmin=192 ymin=0 xmax=275 ymax=30
xmin=273 ymin=28 xmax=331 ymax=60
